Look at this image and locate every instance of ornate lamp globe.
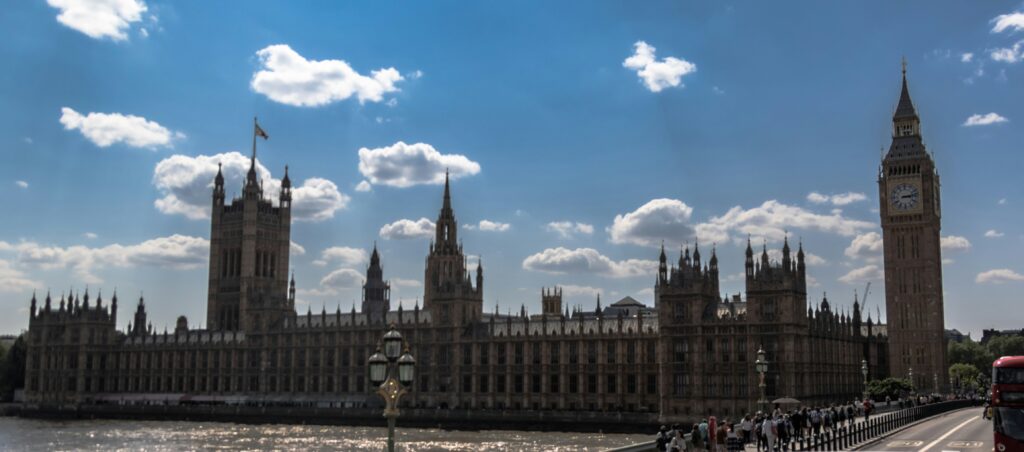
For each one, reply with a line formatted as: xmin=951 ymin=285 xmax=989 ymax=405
xmin=383 ymin=327 xmax=403 ymax=361
xmin=755 ymin=347 xmax=767 ymax=373
xmin=368 ymin=350 xmax=388 ymax=386
xmin=861 ymin=359 xmax=868 ymax=377
xmin=397 ymin=351 xmax=416 ymax=386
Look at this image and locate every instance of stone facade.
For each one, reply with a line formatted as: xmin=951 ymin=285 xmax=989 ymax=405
xmin=28 ymin=79 xmax=955 ymax=422
xmin=879 ymin=66 xmax=947 ymax=391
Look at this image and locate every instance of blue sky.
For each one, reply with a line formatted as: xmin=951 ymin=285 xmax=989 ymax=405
xmin=1 ymin=1 xmax=1022 ymax=338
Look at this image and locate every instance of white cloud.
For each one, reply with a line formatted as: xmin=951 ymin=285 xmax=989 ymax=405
xmin=464 ymin=220 xmax=509 ymax=232
xmin=0 ymin=259 xmax=41 ymax=293
xmin=250 ymin=44 xmax=404 ymax=107
xmin=560 ymin=284 xmax=603 ymax=299
xmin=622 ymin=41 xmax=697 ymax=92
xmin=942 ymin=258 xmax=955 ymax=265
xmin=391 ymin=278 xmax=421 ymax=288
xmin=152 ymin=152 xmax=348 ymax=221
xmin=522 ymin=247 xmax=657 ymax=278
xmin=83 ymin=232 xmax=98 ymax=240
xmin=60 ymin=107 xmax=180 ymax=149
xmin=991 ymin=12 xmax=1024 ymax=33
xmin=15 ymin=181 xmax=28 ymax=189
xmin=290 ymin=178 xmax=349 ymax=222
xmin=23 ymin=137 xmax=33 ymax=144
xmin=355 ymin=180 xmax=372 ymax=192
xmin=963 ymin=112 xmax=1009 ymax=126
xmin=47 ymin=0 xmax=147 ymax=41
xmin=609 ymin=199 xmax=695 ymax=247
xmin=976 ymin=268 xmax=1024 ymax=284
xmin=313 ymin=246 xmax=367 ymax=267
xmin=379 ymin=218 xmax=435 ymax=240
xmin=290 ymin=241 xmax=306 ymax=256
xmin=320 ymin=268 xmax=364 ymax=292
xmin=998 ymin=198 xmax=1007 ymax=205
xmin=357 ymin=141 xmax=480 ymax=188
xmin=807 ymin=191 xmax=867 ymax=206
xmin=940 ymin=235 xmax=971 ymax=251
xmin=845 ymin=232 xmax=883 ymax=261
xmin=764 ymin=248 xmax=827 ymax=266
xmin=0 ymin=234 xmax=208 ymax=284
xmin=990 ymin=41 xmax=1024 ymax=63
xmin=984 ymin=229 xmax=1005 ymax=238
xmin=695 ymin=200 xmax=875 ymax=245
xmin=839 ymin=264 xmax=884 ymax=284
xmin=961 ymin=53 xmax=974 ymax=63
xmin=546 ymin=221 xmax=595 ymax=239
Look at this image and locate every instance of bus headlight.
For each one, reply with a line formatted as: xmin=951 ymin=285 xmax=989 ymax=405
xmin=997 ymin=443 xmax=1006 ymax=451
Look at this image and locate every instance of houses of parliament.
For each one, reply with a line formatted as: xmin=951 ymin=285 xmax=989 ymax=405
xmin=21 ymin=68 xmax=947 ymax=424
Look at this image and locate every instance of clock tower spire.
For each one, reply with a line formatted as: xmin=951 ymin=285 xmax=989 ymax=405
xmin=878 ymin=62 xmax=946 ymax=392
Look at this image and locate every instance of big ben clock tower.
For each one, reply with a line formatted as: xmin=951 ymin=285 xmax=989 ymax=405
xmin=878 ymin=63 xmax=947 ymax=392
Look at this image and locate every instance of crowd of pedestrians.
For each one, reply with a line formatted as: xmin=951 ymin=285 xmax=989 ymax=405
xmin=655 ymin=399 xmax=876 ymax=452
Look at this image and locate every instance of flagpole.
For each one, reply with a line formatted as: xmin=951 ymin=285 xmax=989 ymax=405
xmin=252 ymin=117 xmax=258 ymax=164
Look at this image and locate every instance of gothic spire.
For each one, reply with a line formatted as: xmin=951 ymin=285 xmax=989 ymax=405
xmin=894 ymin=58 xmax=918 ymax=120
xmin=442 ymin=168 xmax=452 ymax=214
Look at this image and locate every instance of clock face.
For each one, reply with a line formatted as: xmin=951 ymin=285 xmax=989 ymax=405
xmin=890 ymin=183 xmax=919 ymax=211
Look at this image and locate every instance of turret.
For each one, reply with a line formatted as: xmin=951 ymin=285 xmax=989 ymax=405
xmin=133 ymin=295 xmax=147 ymax=336
xmin=213 ymin=163 xmax=225 ymax=205
xmin=782 ymin=235 xmax=791 ymax=271
xmin=476 ymin=258 xmax=483 ymax=292
xmin=692 ymin=240 xmax=701 ymax=269
xmin=658 ymin=243 xmax=668 ymax=283
xmin=745 ymin=236 xmax=754 ymax=278
xmin=29 ymin=291 xmax=37 ymax=317
xmin=280 ymin=165 xmax=292 ymax=208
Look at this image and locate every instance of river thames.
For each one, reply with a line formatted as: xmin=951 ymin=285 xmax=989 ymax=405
xmin=0 ymin=417 xmax=649 ymax=451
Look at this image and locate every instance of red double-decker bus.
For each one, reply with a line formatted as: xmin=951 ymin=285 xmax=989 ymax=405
xmin=993 ymin=356 xmax=1024 ymax=452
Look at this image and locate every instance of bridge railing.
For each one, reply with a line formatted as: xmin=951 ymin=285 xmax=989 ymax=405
xmin=607 ymin=399 xmax=978 ymax=452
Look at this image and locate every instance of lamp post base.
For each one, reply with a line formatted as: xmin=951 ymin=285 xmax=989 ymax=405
xmin=387 ymin=414 xmax=396 ymax=452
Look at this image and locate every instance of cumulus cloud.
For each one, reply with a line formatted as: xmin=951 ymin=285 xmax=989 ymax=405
xmin=60 ymin=107 xmax=181 ymax=149
xmin=313 ymin=246 xmax=367 ymax=267
xmin=807 ymin=191 xmax=867 ymax=206
xmin=976 ymin=268 xmax=1024 ymax=284
xmin=357 ymin=141 xmax=480 ymax=188
xmin=47 ymin=0 xmax=147 ymax=41
xmin=622 ymin=41 xmax=697 ymax=92
xmin=546 ymin=221 xmax=594 ymax=239
xmin=559 ymin=284 xmax=603 ymax=299
xmin=355 ymin=180 xmax=372 ymax=192
xmin=963 ymin=113 xmax=1009 ymax=126
xmin=609 ymin=199 xmax=695 ymax=247
xmin=764 ymin=248 xmax=827 ymax=266
xmin=522 ymin=247 xmax=656 ymax=278
xmin=984 ymin=229 xmax=1005 ymax=238
xmin=320 ymin=268 xmax=364 ymax=292
xmin=290 ymin=241 xmax=306 ymax=256
xmin=0 ymin=234 xmax=208 ymax=284
xmin=391 ymin=278 xmax=421 ymax=288
xmin=0 ymin=259 xmax=41 ymax=293
xmin=379 ymin=218 xmax=435 ymax=240
xmin=250 ymin=44 xmax=404 ymax=106
xmin=940 ymin=235 xmax=971 ymax=251
xmin=839 ymin=264 xmax=884 ymax=284
xmin=695 ymin=200 xmax=875 ymax=245
xmin=15 ymin=181 xmax=28 ymax=189
xmin=152 ymin=152 xmax=348 ymax=221
xmin=83 ymin=232 xmax=98 ymax=240
xmin=991 ymin=11 xmax=1024 ymax=33
xmin=464 ymin=220 xmax=510 ymax=232
xmin=990 ymin=41 xmax=1023 ymax=63
xmin=961 ymin=53 xmax=974 ymax=63
xmin=845 ymin=232 xmax=883 ymax=261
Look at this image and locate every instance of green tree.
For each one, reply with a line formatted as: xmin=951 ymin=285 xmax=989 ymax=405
xmin=866 ymin=377 xmax=914 ymax=400
xmin=0 ymin=335 xmax=26 ymax=401
xmin=949 ymin=363 xmax=981 ymax=391
xmin=987 ymin=336 xmax=1024 ymax=358
xmin=948 ymin=339 xmax=994 ymax=371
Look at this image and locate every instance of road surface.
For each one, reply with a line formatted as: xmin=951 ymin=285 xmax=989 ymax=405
xmin=857 ymin=406 xmax=991 ymax=452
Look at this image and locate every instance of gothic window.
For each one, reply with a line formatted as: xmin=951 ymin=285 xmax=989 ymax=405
xmin=607 ymin=375 xmax=617 ymax=393
xmin=550 ymin=375 xmax=559 ymax=393
xmin=672 ymin=373 xmax=685 ymax=396
xmin=463 ymin=344 xmax=472 ymax=365
xmin=626 ymin=342 xmax=636 ymax=365
xmin=606 ymin=342 xmax=616 ymax=364
xmin=549 ymin=342 xmax=559 ymax=365
xmin=646 ymin=341 xmax=657 ymax=364
xmin=587 ymin=342 xmax=597 ymax=364
xmin=514 ymin=343 xmax=524 ymax=364
xmin=673 ymin=339 xmax=688 ymax=362
xmin=673 ymin=302 xmax=686 ymax=321
xmin=532 ymin=342 xmax=541 ymax=365
xmin=569 ymin=374 xmax=579 ymax=393
xmin=569 ymin=342 xmax=578 ymax=364
xmin=479 ymin=344 xmax=489 ymax=365
xmin=737 ymin=338 xmax=747 ymax=362
xmin=479 ymin=375 xmax=489 ymax=393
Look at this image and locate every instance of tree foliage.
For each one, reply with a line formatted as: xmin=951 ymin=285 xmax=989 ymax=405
xmin=866 ymin=377 xmax=914 ymax=400
xmin=948 ymin=339 xmax=995 ymax=372
xmin=987 ymin=336 xmax=1024 ymax=359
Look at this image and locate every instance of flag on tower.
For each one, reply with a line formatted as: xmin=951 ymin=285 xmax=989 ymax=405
xmin=255 ymin=122 xmax=269 ymax=140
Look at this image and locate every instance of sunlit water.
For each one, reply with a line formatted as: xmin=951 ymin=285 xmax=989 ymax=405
xmin=0 ymin=417 xmax=650 ymax=451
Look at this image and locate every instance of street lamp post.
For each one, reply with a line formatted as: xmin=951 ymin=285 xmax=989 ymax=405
xmin=908 ymin=367 xmax=915 ymax=403
xmin=755 ymin=346 xmax=768 ymax=414
xmin=368 ymin=325 xmax=416 ymax=452
xmin=933 ymin=373 xmax=938 ymax=395
xmin=861 ymin=359 xmax=869 ymax=400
